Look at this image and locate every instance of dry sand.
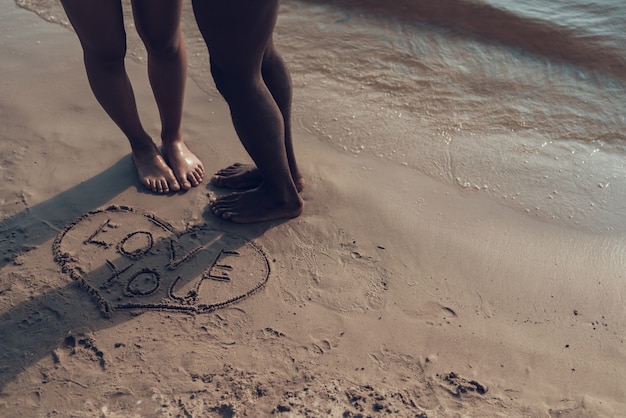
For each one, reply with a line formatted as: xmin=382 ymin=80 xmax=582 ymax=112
xmin=1 ymin=1 xmax=625 ymax=417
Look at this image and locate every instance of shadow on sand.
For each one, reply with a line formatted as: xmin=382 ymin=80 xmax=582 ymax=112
xmin=0 ymin=156 xmax=275 ymax=391
xmin=0 ymin=156 xmax=137 ymax=270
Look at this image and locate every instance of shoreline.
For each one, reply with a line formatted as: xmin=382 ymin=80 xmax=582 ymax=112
xmin=1 ymin=1 xmax=624 ymax=416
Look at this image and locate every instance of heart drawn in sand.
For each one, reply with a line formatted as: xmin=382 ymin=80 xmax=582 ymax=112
xmin=53 ymin=205 xmax=270 ymax=317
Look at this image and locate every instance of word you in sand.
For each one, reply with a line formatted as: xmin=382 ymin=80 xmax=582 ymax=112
xmin=53 ymin=206 xmax=269 ymax=317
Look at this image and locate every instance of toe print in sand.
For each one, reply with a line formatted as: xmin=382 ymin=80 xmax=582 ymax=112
xmin=53 ymin=205 xmax=269 ymax=317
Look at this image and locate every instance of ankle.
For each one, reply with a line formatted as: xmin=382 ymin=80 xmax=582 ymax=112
xmin=130 ymin=136 xmax=159 ymax=156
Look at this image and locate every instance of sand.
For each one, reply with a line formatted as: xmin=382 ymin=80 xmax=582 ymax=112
xmin=1 ymin=1 xmax=625 ymax=417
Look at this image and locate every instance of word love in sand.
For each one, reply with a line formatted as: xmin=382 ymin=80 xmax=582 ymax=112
xmin=53 ymin=206 xmax=269 ymax=317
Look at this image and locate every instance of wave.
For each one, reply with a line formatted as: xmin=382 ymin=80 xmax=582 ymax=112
xmin=297 ymin=0 xmax=626 ymax=82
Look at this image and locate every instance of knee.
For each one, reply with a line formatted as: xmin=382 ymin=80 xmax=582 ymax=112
xmin=138 ymin=29 xmax=182 ymax=59
xmin=210 ymin=60 xmax=257 ymax=101
xmin=211 ymin=60 xmax=240 ymax=100
xmin=210 ymin=60 xmax=229 ymax=96
xmin=82 ymin=40 xmax=127 ymax=71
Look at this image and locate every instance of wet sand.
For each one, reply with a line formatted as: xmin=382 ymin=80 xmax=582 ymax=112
xmin=0 ymin=1 xmax=624 ymax=416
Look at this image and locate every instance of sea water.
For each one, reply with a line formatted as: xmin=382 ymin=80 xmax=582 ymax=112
xmin=16 ymin=0 xmax=626 ymax=234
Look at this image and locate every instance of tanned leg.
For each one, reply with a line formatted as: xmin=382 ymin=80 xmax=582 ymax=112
xmin=60 ymin=0 xmax=180 ymax=193
xmin=132 ymin=0 xmax=204 ymax=190
xmin=210 ymin=39 xmax=304 ymax=192
xmin=262 ymin=41 xmax=305 ymax=191
xmin=192 ymin=0 xmax=304 ymax=223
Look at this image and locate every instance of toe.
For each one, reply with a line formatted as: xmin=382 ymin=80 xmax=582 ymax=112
xmin=188 ymin=173 xmax=200 ymax=187
xmin=210 ymin=175 xmax=224 ymax=186
xmin=169 ymin=179 xmax=181 ymax=192
xmin=158 ymin=180 xmax=168 ymax=194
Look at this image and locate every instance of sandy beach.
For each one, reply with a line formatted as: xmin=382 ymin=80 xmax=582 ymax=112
xmin=1 ymin=1 xmax=625 ymax=416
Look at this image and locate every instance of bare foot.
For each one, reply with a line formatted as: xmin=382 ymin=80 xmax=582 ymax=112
xmin=162 ymin=140 xmax=205 ymax=190
xmin=211 ymin=162 xmax=305 ymax=192
xmin=210 ymin=163 xmax=263 ymax=189
xmin=132 ymin=144 xmax=181 ymax=194
xmin=210 ymin=185 xmax=304 ymax=223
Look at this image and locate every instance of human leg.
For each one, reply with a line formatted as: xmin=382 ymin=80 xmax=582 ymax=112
xmin=192 ymin=0 xmax=303 ymax=223
xmin=261 ymin=41 xmax=304 ymax=191
xmin=60 ymin=0 xmax=181 ymax=193
xmin=132 ymin=0 xmax=204 ymax=190
xmin=210 ymin=39 xmax=304 ymax=192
